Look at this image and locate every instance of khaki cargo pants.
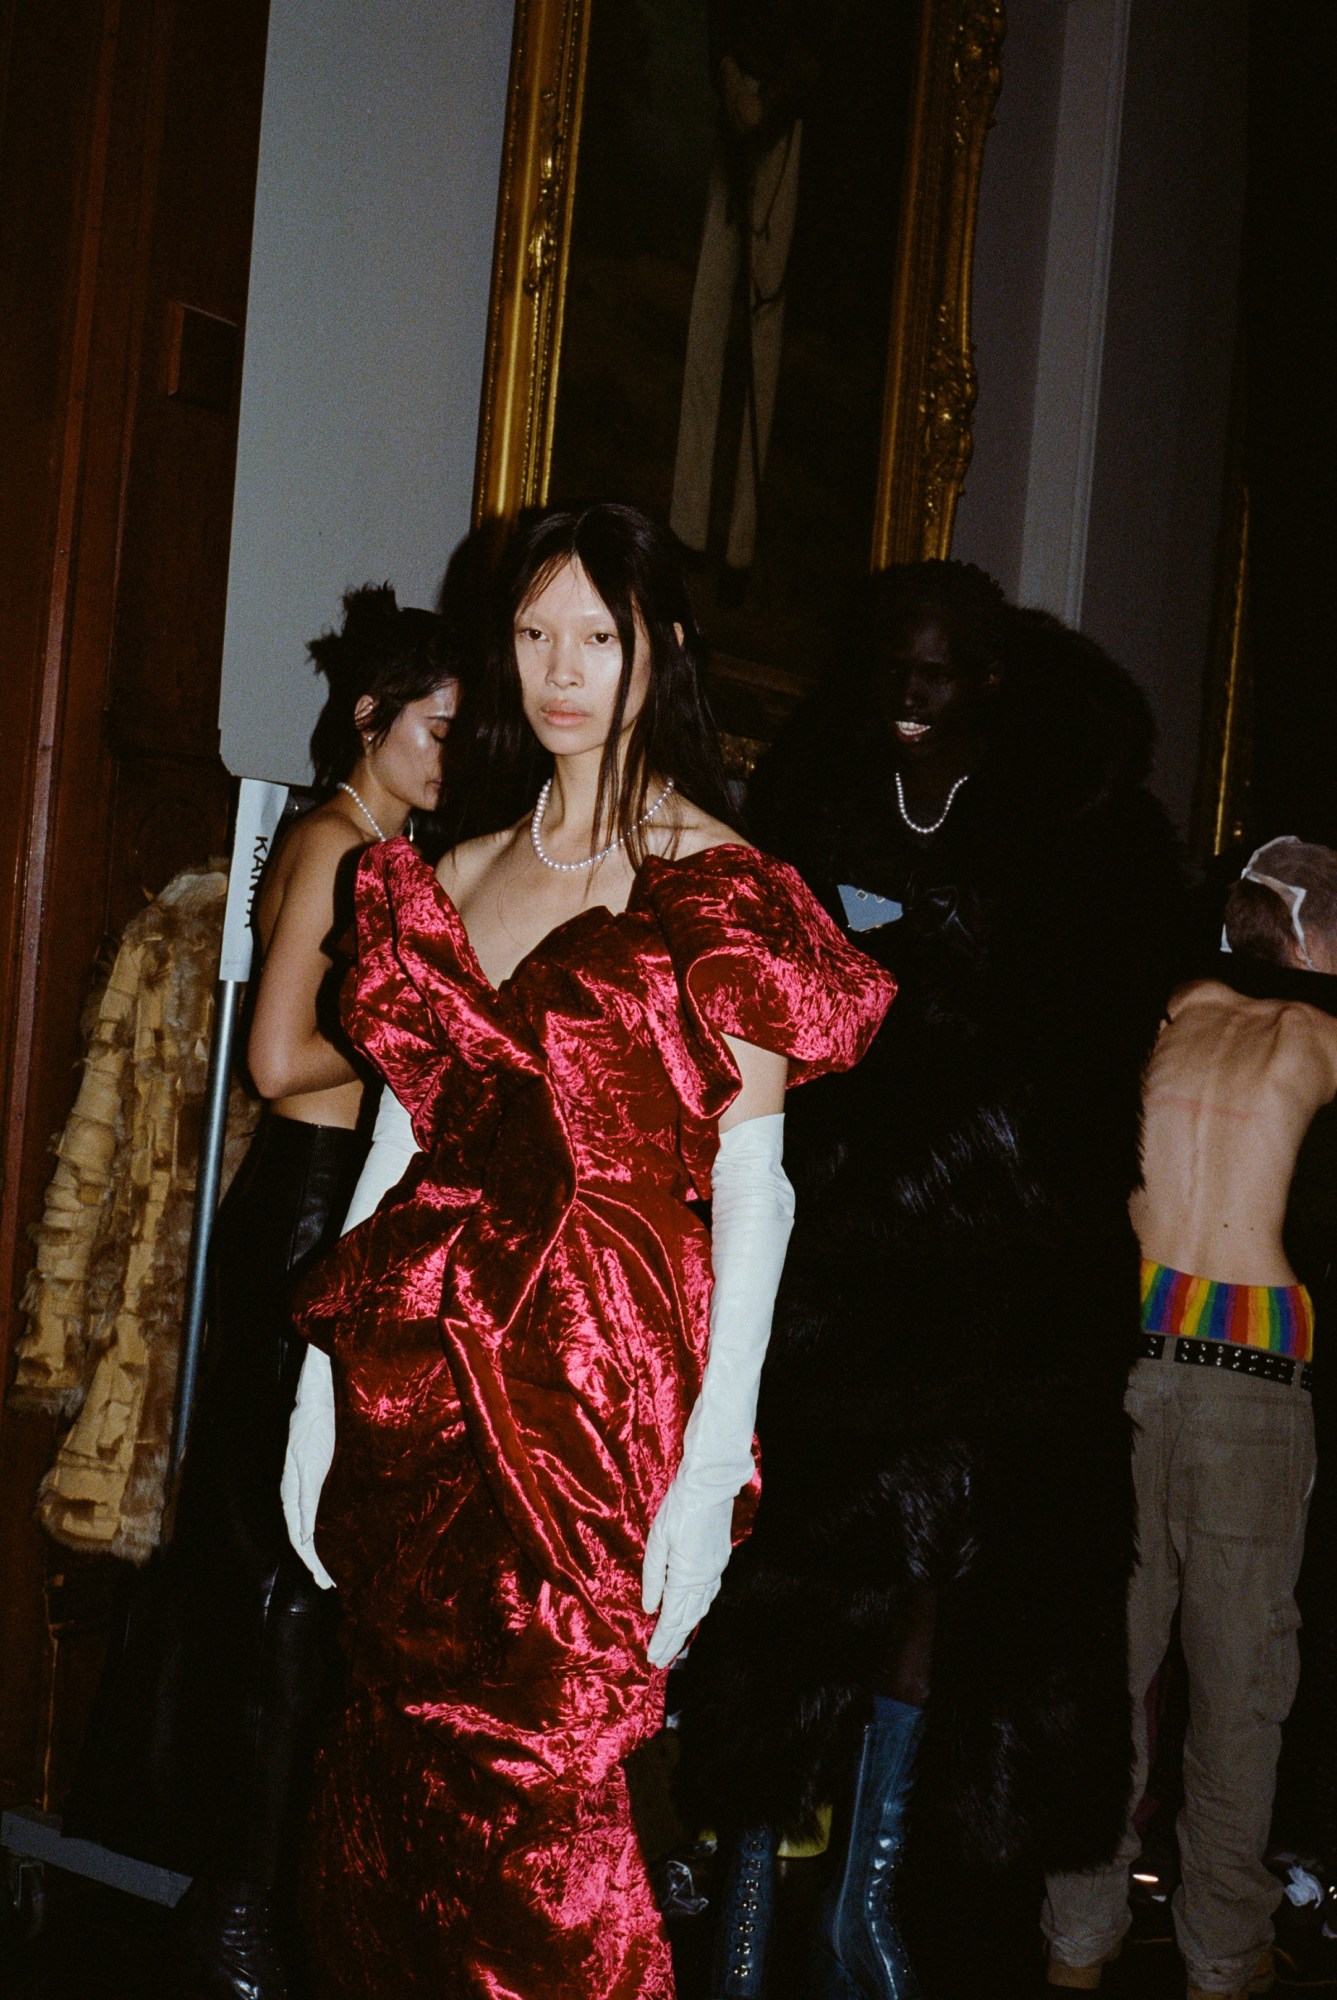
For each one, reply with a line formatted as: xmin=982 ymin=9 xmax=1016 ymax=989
xmin=1043 ymin=1355 xmax=1316 ymax=1994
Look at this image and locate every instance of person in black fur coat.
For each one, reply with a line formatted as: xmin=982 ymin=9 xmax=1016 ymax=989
xmin=680 ymin=561 xmax=1185 ymax=1997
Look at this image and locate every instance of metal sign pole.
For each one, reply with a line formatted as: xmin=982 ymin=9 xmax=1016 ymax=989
xmin=167 ymin=979 xmax=243 ymax=1479
xmin=3 ymin=779 xmax=291 ymax=1907
xmin=167 ymin=776 xmax=288 ymax=1478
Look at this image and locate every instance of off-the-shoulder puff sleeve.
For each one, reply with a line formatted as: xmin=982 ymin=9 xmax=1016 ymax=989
xmin=634 ymin=845 xmax=896 ymax=1101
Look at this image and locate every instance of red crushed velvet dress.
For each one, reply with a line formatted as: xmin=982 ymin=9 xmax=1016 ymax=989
xmin=292 ymin=837 xmax=894 ymax=1999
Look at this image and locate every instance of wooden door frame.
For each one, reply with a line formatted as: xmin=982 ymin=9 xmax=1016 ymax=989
xmin=0 ymin=0 xmax=268 ymax=1811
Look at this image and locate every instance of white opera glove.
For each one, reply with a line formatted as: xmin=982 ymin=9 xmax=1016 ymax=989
xmin=340 ymin=1085 xmax=419 ymax=1232
xmin=281 ymin=1347 xmax=337 ymax=1589
xmin=642 ymin=1112 xmax=794 ymax=1668
xmin=281 ymin=1087 xmax=421 ymax=1587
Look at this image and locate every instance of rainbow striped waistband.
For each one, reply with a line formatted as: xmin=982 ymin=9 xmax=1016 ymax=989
xmin=1140 ymin=1259 xmax=1314 ymax=1363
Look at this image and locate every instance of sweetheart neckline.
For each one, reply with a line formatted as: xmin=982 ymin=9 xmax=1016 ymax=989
xmin=383 ymin=837 xmax=761 ymax=998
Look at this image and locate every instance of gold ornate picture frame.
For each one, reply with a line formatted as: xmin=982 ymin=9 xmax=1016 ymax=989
xmin=1192 ymin=334 xmax=1251 ymax=864
xmin=474 ymin=0 xmax=1005 ymax=741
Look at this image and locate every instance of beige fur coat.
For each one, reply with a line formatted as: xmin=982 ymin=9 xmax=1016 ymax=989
xmin=9 ymin=868 xmax=257 ymax=1563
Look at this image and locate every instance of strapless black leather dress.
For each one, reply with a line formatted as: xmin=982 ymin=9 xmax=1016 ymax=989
xmin=67 ymin=1112 xmax=367 ymax=1883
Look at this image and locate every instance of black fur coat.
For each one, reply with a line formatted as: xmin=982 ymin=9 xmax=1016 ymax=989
xmin=681 ymin=617 xmax=1184 ymax=1926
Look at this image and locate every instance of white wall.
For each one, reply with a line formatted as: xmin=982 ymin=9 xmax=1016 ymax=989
xmin=951 ymin=0 xmax=1067 ymax=599
xmin=956 ymin=0 xmax=1247 ymax=834
xmin=219 ymin=0 xmax=515 ymax=785
xmin=1014 ymin=0 xmax=1131 ymax=627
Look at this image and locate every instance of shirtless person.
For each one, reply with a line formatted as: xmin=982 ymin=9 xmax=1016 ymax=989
xmin=1044 ymin=837 xmax=1337 ymax=2000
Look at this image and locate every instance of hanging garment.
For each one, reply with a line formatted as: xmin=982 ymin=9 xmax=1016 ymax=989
xmin=10 ymin=867 xmax=257 ymax=1564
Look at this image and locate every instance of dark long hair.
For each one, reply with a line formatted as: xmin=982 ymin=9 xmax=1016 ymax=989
xmin=447 ymin=503 xmax=733 ymax=855
xmin=307 ymin=583 xmax=456 ymax=792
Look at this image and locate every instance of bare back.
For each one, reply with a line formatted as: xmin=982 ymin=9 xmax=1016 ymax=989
xmin=1131 ymin=978 xmax=1337 ymax=1285
xmin=250 ymin=800 xmax=370 ymax=1127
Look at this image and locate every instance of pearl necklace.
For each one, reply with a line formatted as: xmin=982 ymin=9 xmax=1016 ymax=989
xmin=894 ymin=768 xmax=969 ymax=837
xmin=338 ymin=781 xmax=389 ymax=842
xmin=530 ymin=777 xmax=675 ymax=872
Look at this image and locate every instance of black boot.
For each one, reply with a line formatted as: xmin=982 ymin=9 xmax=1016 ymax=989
xmin=811 ymin=1696 xmax=924 ymax=2000
xmin=174 ymin=1879 xmax=290 ymax=2000
xmin=707 ymin=1824 xmax=778 ymax=1998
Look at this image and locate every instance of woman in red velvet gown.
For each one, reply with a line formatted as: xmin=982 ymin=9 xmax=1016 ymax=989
xmin=285 ymin=504 xmax=894 ymax=1997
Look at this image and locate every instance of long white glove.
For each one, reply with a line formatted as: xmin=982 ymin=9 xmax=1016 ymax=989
xmin=642 ymin=1112 xmax=794 ymax=1667
xmin=281 ymin=1087 xmax=419 ymax=1587
xmin=340 ymin=1086 xmax=419 ymax=1234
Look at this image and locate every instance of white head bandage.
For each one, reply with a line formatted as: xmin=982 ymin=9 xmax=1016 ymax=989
xmin=1222 ymin=835 xmax=1315 ymax=968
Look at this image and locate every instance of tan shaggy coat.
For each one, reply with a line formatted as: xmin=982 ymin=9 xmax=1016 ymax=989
xmin=10 ymin=868 xmax=257 ymax=1563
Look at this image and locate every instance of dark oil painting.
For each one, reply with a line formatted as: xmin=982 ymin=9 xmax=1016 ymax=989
xmin=547 ymin=0 xmax=919 ymax=722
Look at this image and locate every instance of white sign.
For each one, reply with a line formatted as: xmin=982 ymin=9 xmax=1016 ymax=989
xmin=220 ymin=778 xmax=290 ymax=982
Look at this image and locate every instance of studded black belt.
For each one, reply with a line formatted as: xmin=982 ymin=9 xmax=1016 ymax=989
xmin=1138 ymin=1330 xmax=1313 ymax=1393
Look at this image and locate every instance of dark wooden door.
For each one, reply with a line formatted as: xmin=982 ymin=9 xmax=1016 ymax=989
xmin=0 ymin=0 xmax=270 ymax=1811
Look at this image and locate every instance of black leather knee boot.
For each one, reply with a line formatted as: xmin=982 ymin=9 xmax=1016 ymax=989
xmin=708 ymin=1824 xmax=778 ymax=1998
xmin=810 ymin=1696 xmax=924 ymax=2000
xmin=174 ymin=1879 xmax=290 ymax=2000
xmin=173 ymin=1561 xmax=337 ymax=1999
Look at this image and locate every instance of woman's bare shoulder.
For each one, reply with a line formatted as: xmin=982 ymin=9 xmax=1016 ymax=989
xmin=436 ymin=824 xmax=520 ymax=897
xmin=661 ymin=796 xmax=752 ymax=860
xmin=280 ymin=798 xmax=367 ymax=867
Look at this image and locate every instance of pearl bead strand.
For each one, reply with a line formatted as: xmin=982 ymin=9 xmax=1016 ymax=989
xmin=529 ymin=778 xmax=675 ymax=872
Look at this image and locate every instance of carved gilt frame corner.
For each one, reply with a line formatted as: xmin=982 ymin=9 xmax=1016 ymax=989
xmin=1192 ymin=480 xmax=1252 ymax=863
xmin=873 ymin=0 xmax=1006 ymax=565
xmin=1191 ymin=332 xmax=1252 ymax=865
xmin=472 ymin=0 xmax=591 ymax=524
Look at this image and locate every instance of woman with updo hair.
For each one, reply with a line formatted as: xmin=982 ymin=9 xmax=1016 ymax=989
xmin=248 ymin=583 xmax=458 ymax=1122
xmin=69 ymin=584 xmax=462 ymax=2000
